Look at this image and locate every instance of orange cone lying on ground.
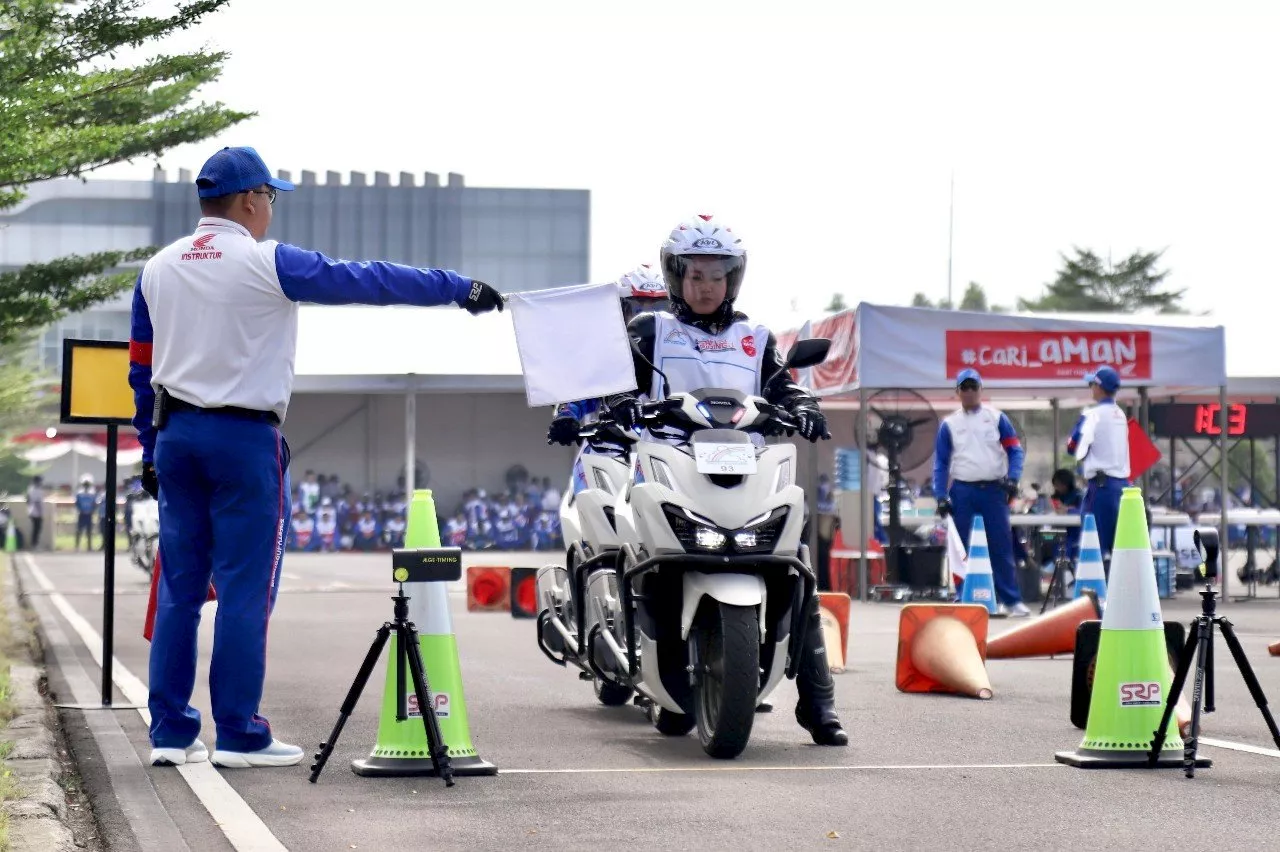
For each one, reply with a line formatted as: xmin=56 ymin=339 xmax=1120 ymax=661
xmin=987 ymin=591 xmax=1101 ymax=659
xmin=1270 ymin=641 xmax=1280 ymax=657
xmin=896 ymin=603 xmax=992 ymax=699
xmin=818 ymin=592 xmax=851 ymax=673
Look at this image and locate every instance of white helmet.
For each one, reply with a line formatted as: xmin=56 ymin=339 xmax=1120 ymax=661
xmin=659 ymin=214 xmax=747 ymax=309
xmin=616 ymin=263 xmax=670 ymax=322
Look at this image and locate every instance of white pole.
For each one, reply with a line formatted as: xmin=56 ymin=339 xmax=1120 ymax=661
xmin=405 ymin=378 xmax=417 ymax=507
xmin=947 ymin=171 xmax=954 ymax=308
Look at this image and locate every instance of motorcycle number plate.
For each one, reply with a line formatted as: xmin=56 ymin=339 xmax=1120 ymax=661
xmin=693 ymin=442 xmax=758 ymax=475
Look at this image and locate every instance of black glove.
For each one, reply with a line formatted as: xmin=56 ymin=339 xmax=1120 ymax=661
xmin=794 ymin=408 xmax=831 ymax=442
xmin=460 ymin=280 xmax=504 ymax=315
xmin=1002 ymin=478 xmax=1020 ymax=501
xmin=609 ymin=396 xmax=643 ymax=432
xmin=936 ymin=497 xmax=952 ymax=519
xmin=547 ymin=415 xmax=581 ymax=446
xmin=141 ymin=462 xmax=159 ymax=499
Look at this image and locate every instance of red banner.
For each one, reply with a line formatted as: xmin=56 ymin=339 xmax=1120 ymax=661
xmin=945 ymin=329 xmax=1152 ymax=382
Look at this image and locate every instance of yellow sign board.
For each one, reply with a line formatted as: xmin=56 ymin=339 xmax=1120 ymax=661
xmin=60 ymin=339 xmax=134 ymax=425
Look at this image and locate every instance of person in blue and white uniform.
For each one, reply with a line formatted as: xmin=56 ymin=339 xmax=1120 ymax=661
xmin=129 ymin=146 xmax=504 ymax=769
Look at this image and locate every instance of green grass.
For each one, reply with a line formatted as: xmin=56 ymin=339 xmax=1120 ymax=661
xmin=51 ymin=532 xmax=130 ymax=553
xmin=0 ymin=559 xmax=17 ymax=848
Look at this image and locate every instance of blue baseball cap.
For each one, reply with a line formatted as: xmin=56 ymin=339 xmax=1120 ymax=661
xmin=1086 ymin=365 xmax=1121 ymax=393
xmin=195 ymin=147 xmax=295 ymax=199
xmin=955 ymin=368 xmax=982 ymax=388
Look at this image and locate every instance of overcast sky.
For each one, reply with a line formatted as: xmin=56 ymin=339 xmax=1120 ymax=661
xmin=96 ymin=1 xmax=1280 ymax=370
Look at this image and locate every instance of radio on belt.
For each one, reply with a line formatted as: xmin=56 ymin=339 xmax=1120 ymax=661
xmin=391 ymin=548 xmax=463 ymax=583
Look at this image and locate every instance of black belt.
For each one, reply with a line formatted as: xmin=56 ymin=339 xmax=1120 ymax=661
xmin=168 ymin=395 xmax=280 ymax=426
xmin=956 ymin=479 xmax=1002 ymax=487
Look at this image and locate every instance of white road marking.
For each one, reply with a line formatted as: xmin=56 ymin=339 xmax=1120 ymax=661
xmin=499 ymin=762 xmax=1063 ymax=775
xmin=24 ymin=555 xmax=289 ymax=852
xmin=1199 ymin=737 xmax=1280 ymax=758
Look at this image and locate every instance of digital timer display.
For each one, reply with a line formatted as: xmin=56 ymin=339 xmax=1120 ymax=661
xmin=1149 ymin=403 xmax=1280 ymax=439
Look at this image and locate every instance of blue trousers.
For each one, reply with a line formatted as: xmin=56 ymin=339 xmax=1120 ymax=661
xmin=1084 ymin=475 xmax=1126 ymax=579
xmin=950 ymin=481 xmax=1021 ymax=606
xmin=149 ymin=410 xmax=290 ymax=752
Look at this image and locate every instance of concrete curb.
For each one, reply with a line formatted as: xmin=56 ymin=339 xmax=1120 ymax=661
xmin=3 ymin=558 xmax=79 ymax=852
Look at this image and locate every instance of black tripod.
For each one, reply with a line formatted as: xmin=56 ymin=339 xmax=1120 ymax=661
xmin=1038 ymin=529 xmax=1072 ymax=614
xmin=309 ymin=585 xmax=454 ymax=787
xmin=1148 ymin=532 xmax=1280 ymax=777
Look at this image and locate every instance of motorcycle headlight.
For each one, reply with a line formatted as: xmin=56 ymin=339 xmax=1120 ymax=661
xmin=662 ymin=505 xmax=788 ymax=554
xmin=662 ymin=505 xmax=726 ymax=552
xmin=732 ymin=507 xmax=790 ymax=554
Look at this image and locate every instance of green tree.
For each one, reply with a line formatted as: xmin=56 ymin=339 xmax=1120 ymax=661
xmin=1017 ymin=247 xmax=1185 ymax=314
xmin=910 ymin=293 xmax=953 ymax=310
xmin=0 ymin=0 xmax=252 ymax=346
xmin=959 ymin=281 xmax=987 ymax=311
xmin=825 ymin=292 xmax=847 ymax=313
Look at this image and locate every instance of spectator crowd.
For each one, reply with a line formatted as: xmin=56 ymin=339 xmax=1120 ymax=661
xmin=285 ymin=471 xmax=565 ymax=554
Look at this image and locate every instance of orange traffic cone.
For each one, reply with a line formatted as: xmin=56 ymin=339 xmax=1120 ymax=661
xmin=986 ymin=592 xmax=1101 ymax=659
xmin=1269 ymin=640 xmax=1279 ymax=657
xmin=466 ymin=566 xmax=511 ymax=612
xmin=896 ymin=603 xmax=992 ymax=699
xmin=817 ymin=592 xmax=851 ymax=673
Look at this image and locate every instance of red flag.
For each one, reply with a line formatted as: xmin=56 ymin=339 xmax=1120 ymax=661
xmin=143 ymin=552 xmax=217 ymax=642
xmin=1128 ymin=417 xmax=1162 ymax=481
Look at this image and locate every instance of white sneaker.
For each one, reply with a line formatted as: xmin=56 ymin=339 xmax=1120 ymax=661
xmin=151 ymin=739 xmax=209 ymax=766
xmin=212 ymin=739 xmax=304 ymax=768
xmin=1008 ymin=603 xmax=1032 ymax=618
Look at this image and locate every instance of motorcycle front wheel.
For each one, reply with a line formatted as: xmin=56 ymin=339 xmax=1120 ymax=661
xmin=691 ymin=602 xmax=759 ymax=759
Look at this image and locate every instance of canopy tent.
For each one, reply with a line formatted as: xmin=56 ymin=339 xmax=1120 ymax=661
xmin=777 ymin=302 xmax=1239 ymax=602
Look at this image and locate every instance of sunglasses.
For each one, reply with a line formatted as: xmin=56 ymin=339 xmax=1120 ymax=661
xmin=248 ymin=187 xmax=277 ymax=205
xmin=958 ymin=381 xmax=980 ymax=391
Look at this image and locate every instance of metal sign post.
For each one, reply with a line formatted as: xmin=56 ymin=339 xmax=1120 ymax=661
xmin=58 ymin=339 xmax=137 ymax=708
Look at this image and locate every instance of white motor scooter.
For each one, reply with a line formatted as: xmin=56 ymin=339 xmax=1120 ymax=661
xmin=585 ymin=338 xmax=832 ymax=759
xmin=129 ymin=493 xmax=160 ymax=575
xmin=535 ymin=416 xmax=638 ymax=706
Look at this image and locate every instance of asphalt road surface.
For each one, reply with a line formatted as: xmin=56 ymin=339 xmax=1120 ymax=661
xmin=17 ymin=551 xmax=1280 ymax=851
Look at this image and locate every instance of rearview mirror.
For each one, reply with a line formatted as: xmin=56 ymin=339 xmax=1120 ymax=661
xmin=785 ymin=338 xmax=831 ymax=371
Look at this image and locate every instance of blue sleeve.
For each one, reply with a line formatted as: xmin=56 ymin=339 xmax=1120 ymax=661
xmin=1066 ymin=414 xmax=1086 ymax=455
xmin=998 ymin=413 xmax=1025 ymax=481
xmin=932 ymin=421 xmax=953 ymax=497
xmin=554 ymin=399 xmax=599 ymax=420
xmin=127 ymin=273 xmax=157 ymax=464
xmin=274 ymin=243 xmax=472 ymax=307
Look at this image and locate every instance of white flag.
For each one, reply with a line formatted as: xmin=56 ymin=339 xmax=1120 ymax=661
xmin=506 ymin=282 xmax=638 ymax=407
xmin=946 ymin=516 xmax=968 ymax=587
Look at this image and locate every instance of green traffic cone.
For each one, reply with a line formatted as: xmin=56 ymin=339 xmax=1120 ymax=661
xmin=1055 ymin=487 xmax=1210 ymax=769
xmin=4 ymin=520 xmax=16 ymax=554
xmin=352 ymin=489 xmax=497 ymax=777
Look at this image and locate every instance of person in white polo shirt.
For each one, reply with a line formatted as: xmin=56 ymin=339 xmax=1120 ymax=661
xmin=933 ymin=368 xmax=1030 ymax=617
xmin=128 ymin=146 xmax=504 ymax=769
xmin=1066 ymin=365 xmax=1131 ymax=578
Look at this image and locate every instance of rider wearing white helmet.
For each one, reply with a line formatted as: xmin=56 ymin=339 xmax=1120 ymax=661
xmin=603 ymin=215 xmax=846 ymax=747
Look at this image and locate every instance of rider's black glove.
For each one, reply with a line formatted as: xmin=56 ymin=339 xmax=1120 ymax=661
xmin=141 ymin=462 xmax=159 ymax=499
xmin=794 ymin=408 xmax=831 ymax=442
xmin=936 ymin=498 xmax=952 ymax=519
xmin=547 ymin=415 xmax=581 ymax=446
xmin=1001 ymin=478 xmax=1020 ymax=501
xmin=460 ymin=280 xmax=504 ymax=315
xmin=609 ymin=396 xmax=643 ymax=432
